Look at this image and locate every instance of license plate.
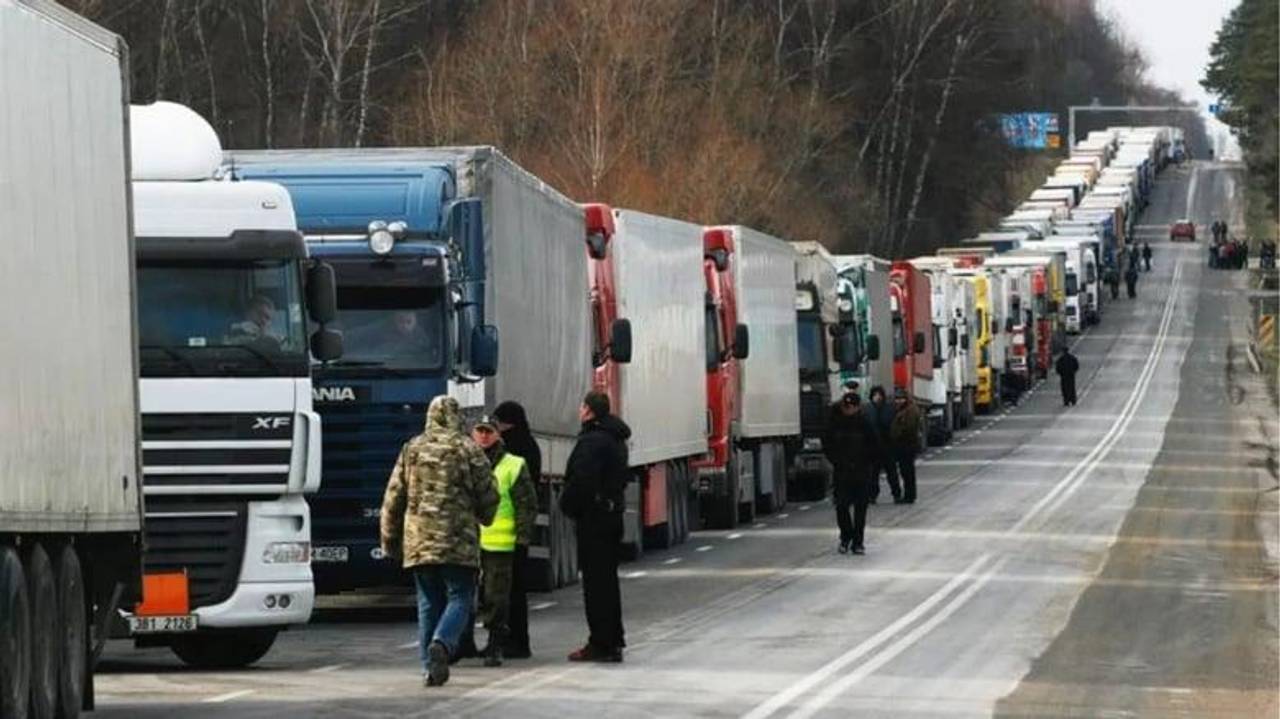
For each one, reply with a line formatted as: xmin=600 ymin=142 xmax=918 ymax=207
xmin=128 ymin=614 xmax=197 ymax=634
xmin=312 ymin=545 xmax=350 ymax=563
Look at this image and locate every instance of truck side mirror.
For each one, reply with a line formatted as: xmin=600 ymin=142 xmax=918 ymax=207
xmin=834 ymin=325 xmax=860 ymax=366
xmin=311 ymin=328 xmax=343 ymax=362
xmin=732 ymin=323 xmax=750 ymax=360
xmin=933 ymin=352 xmax=944 ymax=369
xmin=961 ymin=334 xmax=970 ymax=351
xmin=865 ymin=335 xmax=881 ymax=361
xmin=991 ymin=319 xmax=999 ymax=335
xmin=1005 ymin=317 xmax=1015 ymax=333
xmin=586 ymin=231 xmax=608 ymax=260
xmin=610 ymin=318 xmax=632 ymax=364
xmin=306 ymin=261 xmax=338 ymax=324
xmin=947 ymin=327 xmax=958 ymax=347
xmin=470 ymin=324 xmax=500 ymax=377
xmin=913 ymin=331 xmax=926 ymax=354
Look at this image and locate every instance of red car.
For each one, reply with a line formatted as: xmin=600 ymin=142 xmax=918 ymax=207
xmin=1170 ymin=219 xmax=1196 ymax=242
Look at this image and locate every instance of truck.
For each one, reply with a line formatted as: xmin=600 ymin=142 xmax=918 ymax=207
xmin=889 ymin=262 xmax=934 ymax=448
xmin=982 ymin=260 xmax=1035 ymax=399
xmin=834 ymin=256 xmax=893 ymax=399
xmin=1 ymin=1 xmax=142 ymax=712
xmin=233 ymin=146 xmax=590 ymax=593
xmin=791 ymin=243 xmax=860 ymax=499
xmin=905 ymin=258 xmax=968 ymax=443
xmin=583 ymin=205 xmax=705 ymax=551
xmin=125 ymin=102 xmax=342 ymax=667
xmin=951 ymin=269 xmax=999 ymax=413
xmin=1037 ymin=237 xmax=1101 ymax=327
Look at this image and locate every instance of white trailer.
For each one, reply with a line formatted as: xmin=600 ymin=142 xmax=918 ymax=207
xmin=725 ymin=226 xmax=801 ymax=514
xmin=907 ymin=258 xmax=966 ymax=441
xmin=1 ymin=0 xmax=141 ymax=712
xmin=610 ymin=209 xmax=707 ymax=550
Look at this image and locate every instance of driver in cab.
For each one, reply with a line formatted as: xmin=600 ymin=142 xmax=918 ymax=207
xmin=227 ymin=293 xmax=284 ymax=347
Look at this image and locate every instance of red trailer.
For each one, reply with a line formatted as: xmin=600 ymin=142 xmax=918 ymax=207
xmin=890 ymin=261 xmax=935 ymax=447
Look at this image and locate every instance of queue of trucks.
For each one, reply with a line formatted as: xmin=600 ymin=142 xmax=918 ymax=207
xmin=0 ymin=1 xmax=1187 ymax=712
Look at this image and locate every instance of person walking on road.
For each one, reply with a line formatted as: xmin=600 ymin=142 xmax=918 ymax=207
xmin=1142 ymin=242 xmax=1153 ymax=271
xmin=492 ymin=400 xmax=541 ymax=659
xmin=823 ymin=390 xmax=874 ymax=555
xmin=889 ymin=388 xmax=922 ymax=504
xmin=380 ymin=396 xmax=498 ymax=688
xmin=1105 ymin=266 xmax=1120 ymax=300
xmin=865 ymin=386 xmax=902 ymax=504
xmin=1124 ymin=263 xmax=1139 ymax=299
xmin=1055 ymin=347 xmax=1080 ymax=407
xmin=471 ymin=415 xmax=537 ymax=668
xmin=560 ymin=391 xmax=631 ymax=663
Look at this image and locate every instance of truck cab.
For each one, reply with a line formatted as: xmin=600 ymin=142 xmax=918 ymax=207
xmin=126 ymin=103 xmax=341 ymax=667
xmin=231 ymin=152 xmax=496 ymax=599
xmin=834 ymin=256 xmax=892 ymax=400
xmin=889 ymin=262 xmax=934 ymax=447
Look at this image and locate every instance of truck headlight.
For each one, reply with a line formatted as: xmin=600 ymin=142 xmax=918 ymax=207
xmin=803 ymin=437 xmax=822 ymax=451
xmin=263 ymin=542 xmax=311 ymax=564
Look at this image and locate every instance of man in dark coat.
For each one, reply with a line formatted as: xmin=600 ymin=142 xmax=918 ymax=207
xmin=492 ymin=400 xmax=541 ymax=659
xmin=823 ymin=391 xmax=875 ymax=555
xmin=1055 ymin=347 xmax=1080 ymax=407
xmin=1142 ymin=242 xmax=1153 ymax=271
xmin=888 ymin=388 xmax=922 ymax=504
xmin=560 ymin=391 xmax=631 ymax=662
xmin=1124 ymin=263 xmax=1139 ymax=299
xmin=864 ymin=386 xmax=902 ymax=503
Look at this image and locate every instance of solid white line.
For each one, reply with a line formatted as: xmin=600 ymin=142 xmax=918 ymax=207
xmin=204 ymin=689 xmax=255 ymax=703
xmin=788 ymin=557 xmax=1010 ymax=719
xmin=741 ymin=554 xmax=992 ymax=719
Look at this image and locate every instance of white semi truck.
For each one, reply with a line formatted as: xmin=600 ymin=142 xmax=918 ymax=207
xmin=122 ymin=102 xmax=341 ymax=667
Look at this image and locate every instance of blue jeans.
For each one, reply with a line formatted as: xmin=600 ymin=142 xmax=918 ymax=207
xmin=412 ymin=563 xmax=477 ymax=669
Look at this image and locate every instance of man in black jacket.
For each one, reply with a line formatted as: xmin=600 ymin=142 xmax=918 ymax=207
xmin=823 ymin=391 xmax=876 ymax=555
xmin=864 ymin=386 xmax=902 ymax=503
xmin=559 ymin=391 xmax=631 ymax=662
xmin=492 ymin=401 xmax=541 ymax=659
xmin=1055 ymin=347 xmax=1080 ymax=407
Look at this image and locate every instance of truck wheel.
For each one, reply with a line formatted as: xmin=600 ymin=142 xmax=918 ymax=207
xmin=0 ymin=546 xmax=31 ymax=719
xmin=704 ymin=468 xmax=739 ymax=530
xmin=54 ymin=546 xmax=85 ymax=719
xmin=170 ymin=629 xmax=278 ymax=669
xmin=25 ymin=544 xmax=57 ymax=719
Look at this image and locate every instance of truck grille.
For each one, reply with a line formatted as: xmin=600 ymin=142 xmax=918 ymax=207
xmin=143 ymin=497 xmax=248 ymax=609
xmin=141 ymin=412 xmax=293 ymax=492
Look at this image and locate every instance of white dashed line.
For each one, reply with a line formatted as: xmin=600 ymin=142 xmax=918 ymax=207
xmin=531 ymin=601 xmax=556 ymax=611
xmin=311 ymin=664 xmax=346 ymax=673
xmin=663 ymin=557 xmax=682 ymax=565
xmin=753 ymin=522 xmax=767 ymax=529
xmin=204 ymin=690 xmax=255 ymax=704
xmin=623 ymin=570 xmax=648 ymax=579
xmin=397 ymin=640 xmax=418 ymax=650
xmin=778 ymin=513 xmax=790 ymax=519
xmin=696 ymin=545 xmax=714 ymax=552
xmin=727 ymin=532 xmax=743 ymax=540
xmin=800 ymin=505 xmax=812 ymax=511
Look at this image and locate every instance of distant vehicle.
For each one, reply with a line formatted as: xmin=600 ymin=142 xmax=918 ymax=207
xmin=1170 ymin=220 xmax=1197 ymax=242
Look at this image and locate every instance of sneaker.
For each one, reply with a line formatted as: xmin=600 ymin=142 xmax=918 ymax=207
xmin=851 ymin=545 xmax=865 ymax=555
xmin=426 ymin=640 xmax=450 ymax=687
xmin=568 ymin=644 xmax=623 ymax=663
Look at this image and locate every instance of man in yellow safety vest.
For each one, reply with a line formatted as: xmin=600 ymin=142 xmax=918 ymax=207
xmin=472 ymin=415 xmax=538 ymax=667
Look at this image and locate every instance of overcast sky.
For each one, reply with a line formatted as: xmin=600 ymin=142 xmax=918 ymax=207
xmin=1096 ymin=0 xmax=1236 ymax=108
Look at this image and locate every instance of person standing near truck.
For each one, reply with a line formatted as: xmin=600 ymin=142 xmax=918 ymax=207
xmin=823 ymin=390 xmax=875 ymax=555
xmin=471 ymin=415 xmax=537 ymax=667
xmin=1105 ymin=265 xmax=1121 ymax=300
xmin=1142 ymin=242 xmax=1153 ymax=272
xmin=560 ymin=391 xmax=631 ymax=662
xmin=493 ymin=400 xmax=541 ymax=659
xmin=380 ymin=396 xmax=499 ymax=688
xmin=1055 ymin=347 xmax=1080 ymax=407
xmin=865 ymin=386 xmax=902 ymax=504
xmin=889 ymin=388 xmax=922 ymax=504
xmin=1125 ymin=263 xmax=1139 ymax=299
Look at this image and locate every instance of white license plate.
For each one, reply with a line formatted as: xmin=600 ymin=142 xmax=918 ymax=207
xmin=312 ymin=546 xmax=350 ymax=563
xmin=128 ymin=614 xmax=198 ymax=634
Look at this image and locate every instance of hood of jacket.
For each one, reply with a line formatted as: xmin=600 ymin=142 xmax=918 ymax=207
xmin=424 ymin=395 xmax=464 ymax=439
xmin=584 ymin=413 xmax=632 ymax=442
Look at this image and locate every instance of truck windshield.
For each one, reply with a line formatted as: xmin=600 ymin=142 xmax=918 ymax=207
xmin=1065 ymin=272 xmax=1079 ymax=296
xmin=328 ymin=286 xmax=446 ymax=371
xmin=892 ymin=315 xmax=907 ymax=359
xmin=796 ymin=315 xmax=826 ymax=375
xmin=137 ymin=260 xmax=308 ymax=377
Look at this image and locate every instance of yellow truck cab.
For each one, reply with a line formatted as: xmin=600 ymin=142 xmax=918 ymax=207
xmin=953 ymin=271 xmax=995 ymax=411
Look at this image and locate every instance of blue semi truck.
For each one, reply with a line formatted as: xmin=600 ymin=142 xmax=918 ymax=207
xmin=233 ymin=147 xmax=592 ymax=599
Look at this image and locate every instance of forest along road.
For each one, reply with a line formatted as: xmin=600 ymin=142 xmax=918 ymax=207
xmin=93 ymin=161 xmax=1277 ymax=718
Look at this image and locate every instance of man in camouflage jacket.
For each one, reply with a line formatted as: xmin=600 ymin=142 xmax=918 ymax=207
xmin=380 ymin=395 xmax=499 ymax=687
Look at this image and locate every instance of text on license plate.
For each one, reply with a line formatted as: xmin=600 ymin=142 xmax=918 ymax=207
xmin=312 ymin=546 xmax=350 ymax=563
xmin=128 ymin=614 xmax=198 ymax=634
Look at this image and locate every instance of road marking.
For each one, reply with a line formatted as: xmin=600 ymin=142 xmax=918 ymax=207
xmin=397 ymin=640 xmax=418 ymax=649
xmin=696 ymin=545 xmax=714 ymax=552
xmin=742 ymin=554 xmax=994 ymax=719
xmin=663 ymin=557 xmax=683 ymax=565
xmin=310 ymin=663 xmax=346 ymax=673
xmin=778 ymin=513 xmax=790 ymax=519
xmin=754 ymin=522 xmax=768 ymax=529
xmin=624 ymin=570 xmax=648 ymax=579
xmin=799 ymin=505 xmax=811 ymax=511
xmin=204 ymin=690 xmax=255 ymax=703
xmin=728 ymin=532 xmax=744 ymax=540
xmin=530 ymin=601 xmax=556 ymax=611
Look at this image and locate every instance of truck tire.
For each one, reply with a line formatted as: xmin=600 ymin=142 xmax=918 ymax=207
xmin=704 ymin=467 xmax=739 ymax=530
xmin=25 ymin=544 xmax=57 ymax=719
xmin=54 ymin=545 xmax=85 ymax=719
xmin=0 ymin=546 xmax=31 ymax=719
xmin=170 ymin=629 xmax=278 ymax=669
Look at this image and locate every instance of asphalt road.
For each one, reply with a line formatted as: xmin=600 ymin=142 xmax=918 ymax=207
xmin=95 ymin=161 xmax=1278 ymax=718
